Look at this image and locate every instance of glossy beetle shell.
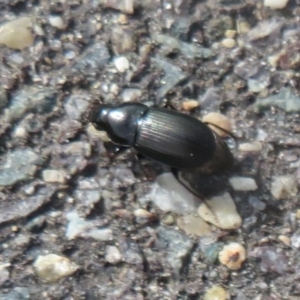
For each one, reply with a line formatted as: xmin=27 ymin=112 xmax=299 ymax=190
xmin=89 ymin=102 xmax=233 ymax=174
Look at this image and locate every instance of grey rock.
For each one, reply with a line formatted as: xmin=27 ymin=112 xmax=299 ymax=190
xmin=153 ymin=56 xmax=189 ymax=99
xmin=120 ymin=238 xmax=144 ymax=265
xmin=156 ymin=227 xmax=193 ymax=273
xmin=255 ymin=87 xmax=300 ymax=113
xmin=72 ymin=42 xmax=110 ymax=72
xmin=3 ymin=86 xmax=57 ymax=123
xmin=0 ymin=187 xmax=55 ymax=225
xmin=0 ymin=287 xmax=30 ymax=300
xmin=0 ymin=148 xmax=43 ymax=186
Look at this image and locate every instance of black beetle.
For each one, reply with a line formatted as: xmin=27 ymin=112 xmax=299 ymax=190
xmin=89 ymin=102 xmax=234 ymax=195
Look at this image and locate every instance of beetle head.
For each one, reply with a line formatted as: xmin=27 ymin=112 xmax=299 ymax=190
xmin=89 ymin=104 xmax=113 ymax=131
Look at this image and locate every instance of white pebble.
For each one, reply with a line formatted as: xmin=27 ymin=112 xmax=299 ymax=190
xmin=264 ymin=0 xmax=289 ymax=9
xmin=222 ymin=38 xmax=236 ymax=48
xmin=150 ymin=173 xmax=197 ymax=214
xmin=33 ymin=254 xmax=79 ymax=283
xmin=105 ymin=246 xmax=122 ymax=264
xmin=238 ymin=141 xmax=262 ymax=152
xmin=42 ymin=169 xmax=67 ymax=184
xmin=176 ymin=215 xmax=211 ymax=236
xmin=114 ymin=56 xmax=130 ymax=73
xmin=48 ymin=15 xmax=65 ymax=29
xmin=0 ymin=17 xmax=34 ymax=50
xmin=229 ymin=177 xmax=258 ymax=191
xmin=85 ymin=228 xmax=113 ymax=241
xmin=271 ymin=175 xmax=297 ymax=200
xmin=198 ymin=193 xmax=242 ymax=230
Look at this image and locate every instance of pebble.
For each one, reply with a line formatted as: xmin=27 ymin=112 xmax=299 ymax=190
xmin=0 ymin=287 xmax=30 ymax=300
xmin=0 ymin=17 xmax=34 ymax=50
xmin=181 ymin=100 xmax=199 ymax=111
xmin=114 ymin=56 xmax=130 ymax=73
xmin=150 ymin=173 xmax=197 ymax=214
xmin=64 ymin=92 xmax=91 ymax=120
xmin=222 ymin=38 xmax=236 ymax=48
xmin=0 ymin=148 xmax=42 ymax=187
xmin=278 ymin=235 xmax=291 ymax=247
xmin=48 ymin=15 xmax=65 ymax=29
xmin=229 ymin=177 xmax=258 ymax=191
xmin=264 ymin=0 xmax=289 ymax=9
xmin=0 ymin=263 xmax=10 ymax=286
xmin=271 ymin=175 xmax=297 ymax=200
xmin=248 ymin=196 xmax=266 ymax=211
xmin=133 ymin=209 xmax=155 ymax=224
xmin=238 ymin=141 xmax=262 ymax=152
xmin=254 ymin=87 xmax=300 ymax=113
xmin=219 ymin=243 xmax=246 ymax=270
xmin=105 ymin=246 xmax=122 ymax=264
xmin=176 ymin=215 xmax=211 ymax=236
xmin=121 ymin=88 xmax=142 ymax=102
xmin=203 ymin=285 xmax=229 ymax=300
xmin=103 ymin=0 xmax=134 ymax=14
xmin=198 ymin=193 xmax=242 ymax=230
xmin=202 ymin=113 xmax=232 ymax=137
xmin=42 ymin=169 xmax=67 ymax=184
xmin=33 ymin=254 xmax=79 ymax=283
xmin=225 ymin=30 xmax=237 ymax=38
xmin=3 ymin=86 xmax=57 ymax=123
xmin=85 ymin=228 xmax=113 ymax=241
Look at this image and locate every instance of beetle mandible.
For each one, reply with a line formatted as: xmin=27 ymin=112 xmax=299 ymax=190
xmin=89 ymin=102 xmax=234 ymax=194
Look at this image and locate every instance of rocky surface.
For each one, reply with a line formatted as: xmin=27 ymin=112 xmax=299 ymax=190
xmin=1 ymin=0 xmax=300 ymax=299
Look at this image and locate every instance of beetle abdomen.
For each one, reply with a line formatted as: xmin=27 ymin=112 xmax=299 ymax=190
xmin=135 ymin=108 xmax=216 ymax=169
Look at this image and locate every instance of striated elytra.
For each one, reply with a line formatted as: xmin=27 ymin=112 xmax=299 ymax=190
xmin=89 ymin=102 xmax=234 ymax=175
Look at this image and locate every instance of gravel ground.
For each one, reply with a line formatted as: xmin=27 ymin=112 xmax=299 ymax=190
xmin=1 ymin=0 xmax=300 ymax=299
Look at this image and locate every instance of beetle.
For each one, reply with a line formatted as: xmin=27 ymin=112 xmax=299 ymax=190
xmin=89 ymin=102 xmax=234 ymax=196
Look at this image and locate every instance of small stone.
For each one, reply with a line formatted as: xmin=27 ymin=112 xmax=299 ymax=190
xmin=0 ymin=17 xmax=34 ymax=50
xmin=121 ymin=88 xmax=142 ymax=102
xmin=203 ymin=285 xmax=229 ymax=300
xmin=118 ymin=14 xmax=128 ymax=24
xmin=105 ymin=246 xmax=122 ymax=264
xmin=114 ymin=56 xmax=130 ymax=73
xmin=42 ymin=169 xmax=67 ymax=184
xmin=103 ymin=0 xmax=134 ymax=14
xmin=48 ymin=15 xmax=65 ymax=29
xmin=278 ymin=235 xmax=291 ymax=246
xmin=222 ymin=38 xmax=236 ymax=48
xmin=198 ymin=193 xmax=242 ymax=230
xmin=219 ymin=243 xmax=246 ymax=270
xmin=162 ymin=214 xmax=175 ymax=225
xmin=229 ymin=177 xmax=258 ymax=191
xmin=176 ymin=215 xmax=211 ymax=236
xmin=86 ymin=124 xmax=111 ymax=142
xmin=0 ymin=263 xmax=10 ymax=286
xmin=202 ymin=113 xmax=232 ymax=137
xmin=296 ymin=209 xmax=300 ymax=219
xmin=238 ymin=141 xmax=262 ymax=152
xmin=225 ymin=30 xmax=237 ymax=38
xmin=133 ymin=209 xmax=155 ymax=224
xmin=271 ymin=175 xmax=297 ymax=200
xmin=255 ymin=87 xmax=300 ymax=113
xmin=85 ymin=228 xmax=113 ymax=241
xmin=264 ymin=0 xmax=289 ymax=9
xmin=248 ymin=196 xmax=266 ymax=211
xmin=181 ymin=100 xmax=199 ymax=111
xmin=33 ymin=254 xmax=79 ymax=283
xmin=150 ymin=173 xmax=197 ymax=214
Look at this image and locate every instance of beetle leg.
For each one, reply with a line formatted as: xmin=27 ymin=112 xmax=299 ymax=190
xmin=171 ymin=169 xmax=204 ymax=199
xmin=172 ymin=169 xmax=230 ymax=198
